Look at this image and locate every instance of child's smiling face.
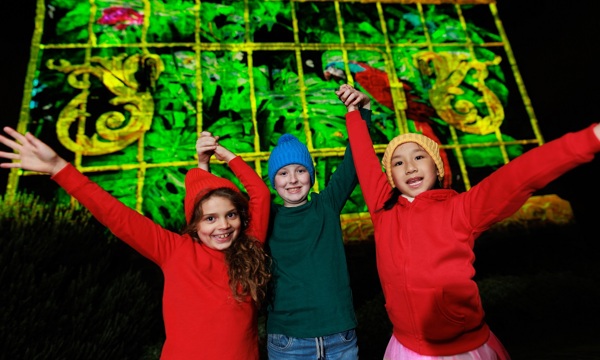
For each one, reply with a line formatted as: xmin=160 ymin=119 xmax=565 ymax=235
xmin=273 ymin=163 xmax=312 ymax=207
xmin=195 ymin=195 xmax=241 ymax=250
xmin=389 ymin=142 xmax=439 ymax=201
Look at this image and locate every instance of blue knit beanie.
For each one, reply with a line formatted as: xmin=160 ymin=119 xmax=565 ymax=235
xmin=268 ymin=133 xmax=315 ymax=187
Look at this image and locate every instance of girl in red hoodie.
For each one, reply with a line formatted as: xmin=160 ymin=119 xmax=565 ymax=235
xmin=336 ymin=84 xmax=600 ymax=360
xmin=0 ymin=127 xmax=271 ymax=360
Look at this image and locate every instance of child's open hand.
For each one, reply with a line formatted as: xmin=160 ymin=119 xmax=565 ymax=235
xmin=0 ymin=126 xmax=67 ymax=175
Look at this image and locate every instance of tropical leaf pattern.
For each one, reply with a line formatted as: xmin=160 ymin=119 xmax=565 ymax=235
xmin=11 ymin=0 xmax=542 ymax=233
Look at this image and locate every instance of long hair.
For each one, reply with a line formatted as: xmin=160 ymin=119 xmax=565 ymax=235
xmin=183 ymin=188 xmax=271 ymax=307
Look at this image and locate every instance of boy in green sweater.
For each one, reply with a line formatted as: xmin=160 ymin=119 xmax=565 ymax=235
xmin=265 ymin=89 xmax=372 ymax=360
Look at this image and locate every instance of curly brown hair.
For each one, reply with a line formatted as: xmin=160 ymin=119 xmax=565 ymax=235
xmin=183 ymin=188 xmax=271 ymax=307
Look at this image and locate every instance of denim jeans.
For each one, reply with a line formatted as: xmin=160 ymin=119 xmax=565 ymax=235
xmin=267 ymin=329 xmax=358 ymax=360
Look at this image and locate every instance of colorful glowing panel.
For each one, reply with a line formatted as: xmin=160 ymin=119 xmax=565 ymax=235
xmin=7 ymin=0 xmax=565 ymax=237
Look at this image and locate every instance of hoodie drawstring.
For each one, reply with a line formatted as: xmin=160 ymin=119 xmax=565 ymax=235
xmin=315 ymin=336 xmax=324 ymax=359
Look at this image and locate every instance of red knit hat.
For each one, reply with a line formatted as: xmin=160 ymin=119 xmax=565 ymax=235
xmin=184 ymin=168 xmax=240 ymax=223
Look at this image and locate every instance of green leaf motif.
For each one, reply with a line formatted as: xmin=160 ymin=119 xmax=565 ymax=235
xmin=459 ymin=133 xmax=523 ymax=168
xmin=142 ymin=166 xmax=189 ymax=230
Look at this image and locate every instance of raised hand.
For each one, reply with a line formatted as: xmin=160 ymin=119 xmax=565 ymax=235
xmin=335 ymin=84 xmax=371 ymax=112
xmin=213 ymin=144 xmax=236 ymax=163
xmin=0 ymin=127 xmax=68 ymax=176
xmin=196 ymin=131 xmax=238 ymax=170
xmin=196 ymin=131 xmax=219 ymax=171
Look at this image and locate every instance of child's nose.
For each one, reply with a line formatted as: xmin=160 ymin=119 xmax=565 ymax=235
xmin=218 ymin=217 xmax=230 ymax=228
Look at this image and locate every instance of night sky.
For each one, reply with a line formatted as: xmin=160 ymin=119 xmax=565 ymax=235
xmin=1 ymin=1 xmax=599 ymax=234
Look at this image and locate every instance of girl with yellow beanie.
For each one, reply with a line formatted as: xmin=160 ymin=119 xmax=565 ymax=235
xmin=336 ymin=84 xmax=600 ymax=360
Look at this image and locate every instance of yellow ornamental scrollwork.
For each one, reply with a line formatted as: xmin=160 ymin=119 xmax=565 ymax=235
xmin=414 ymin=51 xmax=504 ymax=135
xmin=47 ymin=53 xmax=164 ymax=155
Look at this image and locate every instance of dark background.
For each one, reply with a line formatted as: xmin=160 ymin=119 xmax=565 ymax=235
xmin=494 ymin=1 xmax=600 ymax=251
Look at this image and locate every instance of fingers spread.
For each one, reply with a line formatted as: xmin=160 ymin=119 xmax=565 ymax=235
xmin=4 ymin=127 xmax=27 ymax=144
xmin=0 ymin=150 xmax=19 ymax=160
xmin=0 ymin=134 xmax=22 ymax=152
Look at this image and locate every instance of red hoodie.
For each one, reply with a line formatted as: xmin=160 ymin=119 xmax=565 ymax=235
xmin=347 ymin=110 xmax=600 ymax=356
xmin=52 ymin=156 xmax=270 ymax=360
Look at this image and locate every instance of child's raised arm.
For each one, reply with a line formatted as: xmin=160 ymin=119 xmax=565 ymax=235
xmin=196 ymin=131 xmax=238 ymax=169
xmin=0 ymin=126 xmax=68 ymax=176
xmin=213 ymin=143 xmax=236 ymax=164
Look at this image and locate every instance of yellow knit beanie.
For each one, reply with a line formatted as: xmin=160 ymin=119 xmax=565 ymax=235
xmin=381 ymin=133 xmax=445 ymax=187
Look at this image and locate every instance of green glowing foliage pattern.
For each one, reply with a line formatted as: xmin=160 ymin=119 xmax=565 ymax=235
xmin=20 ymin=0 xmax=532 ymax=229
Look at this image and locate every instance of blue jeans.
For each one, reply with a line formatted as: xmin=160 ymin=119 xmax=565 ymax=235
xmin=267 ymin=329 xmax=358 ymax=360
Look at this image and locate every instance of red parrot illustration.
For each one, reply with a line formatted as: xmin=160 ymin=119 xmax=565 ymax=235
xmin=324 ymin=61 xmax=453 ymax=188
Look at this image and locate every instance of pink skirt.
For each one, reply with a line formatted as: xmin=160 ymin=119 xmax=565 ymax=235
xmin=383 ymin=332 xmax=510 ymax=360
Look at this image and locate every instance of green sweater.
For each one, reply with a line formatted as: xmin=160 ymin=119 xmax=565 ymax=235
xmin=266 ymin=109 xmax=370 ymax=338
